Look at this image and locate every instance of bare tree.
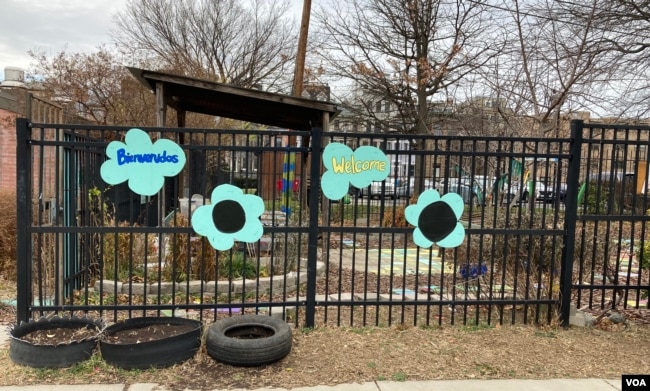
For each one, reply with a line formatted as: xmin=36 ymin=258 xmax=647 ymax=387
xmin=556 ymin=0 xmax=650 ymax=117
xmin=313 ymin=0 xmax=496 ymax=136
xmin=112 ymin=0 xmax=298 ymax=90
xmin=28 ymin=47 xmax=155 ymax=126
xmin=473 ymin=0 xmax=623 ymax=139
xmin=28 ymin=47 xmax=223 ymax=129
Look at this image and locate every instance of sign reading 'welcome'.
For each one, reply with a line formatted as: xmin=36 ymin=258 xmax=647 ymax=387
xmin=330 ymin=155 xmax=387 ymax=174
xmin=320 ymin=143 xmax=390 ymax=200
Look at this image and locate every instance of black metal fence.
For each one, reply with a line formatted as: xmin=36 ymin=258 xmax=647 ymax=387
xmin=15 ymin=118 xmax=650 ymax=327
xmin=568 ymin=120 xmax=650 ymax=320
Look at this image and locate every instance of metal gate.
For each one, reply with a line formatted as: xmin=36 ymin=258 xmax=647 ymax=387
xmin=565 ymin=120 xmax=650 ymax=322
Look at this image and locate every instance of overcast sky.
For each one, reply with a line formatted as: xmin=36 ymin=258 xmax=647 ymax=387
xmin=0 ymin=0 xmax=130 ymax=80
xmin=0 ymin=0 xmax=305 ymax=81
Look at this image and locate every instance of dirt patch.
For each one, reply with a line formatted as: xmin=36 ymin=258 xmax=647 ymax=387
xmin=103 ymin=323 xmax=197 ymax=344
xmin=0 ymin=275 xmax=649 ymax=390
xmin=17 ymin=327 xmax=98 ymax=345
xmin=1 ymin=321 xmax=649 ymax=390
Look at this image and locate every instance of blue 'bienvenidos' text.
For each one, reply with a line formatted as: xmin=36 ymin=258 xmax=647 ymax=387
xmin=116 ymin=148 xmax=179 ymax=165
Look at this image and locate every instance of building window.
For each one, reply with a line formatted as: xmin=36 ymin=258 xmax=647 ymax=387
xmin=376 ymin=101 xmax=382 ymax=113
xmin=639 ymin=145 xmax=647 ymax=160
xmin=384 ymin=101 xmax=390 ymax=113
xmin=614 ymin=160 xmax=625 ymax=170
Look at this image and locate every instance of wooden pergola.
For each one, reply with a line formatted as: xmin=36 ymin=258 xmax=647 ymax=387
xmin=127 ymin=67 xmax=338 ymax=131
xmin=128 ymin=67 xmax=339 ymax=201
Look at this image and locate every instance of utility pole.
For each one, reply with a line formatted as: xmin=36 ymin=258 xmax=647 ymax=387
xmin=290 ymin=0 xmax=312 ymax=212
xmin=292 ymin=0 xmax=311 ymax=99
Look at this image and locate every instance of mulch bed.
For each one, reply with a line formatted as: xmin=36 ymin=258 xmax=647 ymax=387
xmin=17 ymin=327 xmax=97 ymax=345
xmin=102 ymin=323 xmax=197 ymax=344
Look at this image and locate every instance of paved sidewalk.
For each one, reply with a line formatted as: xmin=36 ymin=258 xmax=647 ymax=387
xmin=0 ymin=379 xmax=623 ymax=391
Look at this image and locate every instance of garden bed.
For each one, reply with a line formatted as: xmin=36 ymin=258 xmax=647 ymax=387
xmin=93 ymin=260 xmax=325 ymax=296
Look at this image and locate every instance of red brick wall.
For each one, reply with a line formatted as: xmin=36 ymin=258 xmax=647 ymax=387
xmin=0 ymin=109 xmax=18 ymax=193
xmin=0 ymin=109 xmax=60 ymax=199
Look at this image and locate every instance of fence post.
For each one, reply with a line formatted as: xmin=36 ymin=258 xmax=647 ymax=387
xmin=16 ymin=118 xmax=32 ymax=323
xmin=560 ymin=120 xmax=583 ymax=327
xmin=305 ymin=126 xmax=322 ymax=328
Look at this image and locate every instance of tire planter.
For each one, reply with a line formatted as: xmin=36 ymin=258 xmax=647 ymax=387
xmin=206 ymin=314 xmax=292 ymax=367
xmin=99 ymin=316 xmax=202 ymax=370
xmin=9 ymin=316 xmax=103 ymax=368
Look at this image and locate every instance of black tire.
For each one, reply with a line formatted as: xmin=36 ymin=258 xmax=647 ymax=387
xmin=9 ymin=316 xmax=103 ymax=368
xmin=99 ymin=317 xmax=202 ymax=369
xmin=206 ymin=314 xmax=292 ymax=367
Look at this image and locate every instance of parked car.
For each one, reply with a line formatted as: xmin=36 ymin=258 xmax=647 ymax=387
xmin=456 ymin=184 xmax=485 ymax=206
xmin=529 ymin=181 xmax=555 ymax=202
xmin=357 ymin=179 xmax=397 ymax=199
xmin=472 ymin=175 xmax=497 ymax=194
xmin=396 ymin=178 xmax=436 ymax=198
xmin=437 ymin=180 xmax=485 ymax=206
xmin=558 ymin=183 xmax=568 ymax=202
xmin=499 ymin=180 xmax=554 ymax=203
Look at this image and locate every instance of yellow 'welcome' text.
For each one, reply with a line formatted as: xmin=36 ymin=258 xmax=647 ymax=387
xmin=331 ymin=156 xmax=386 ymax=174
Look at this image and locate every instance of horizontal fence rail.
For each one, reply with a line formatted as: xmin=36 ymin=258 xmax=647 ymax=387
xmin=15 ymin=119 xmax=650 ymax=327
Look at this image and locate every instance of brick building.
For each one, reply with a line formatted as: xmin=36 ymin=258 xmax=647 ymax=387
xmin=0 ymin=67 xmax=63 ymax=196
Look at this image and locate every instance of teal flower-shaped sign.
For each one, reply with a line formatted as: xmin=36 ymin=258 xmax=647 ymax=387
xmin=321 ymin=143 xmax=390 ymax=200
xmin=405 ymin=189 xmax=465 ymax=248
xmin=191 ymin=184 xmax=265 ymax=251
xmin=100 ymin=128 xmax=186 ymax=196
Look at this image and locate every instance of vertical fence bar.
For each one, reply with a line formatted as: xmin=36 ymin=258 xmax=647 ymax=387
xmin=305 ymin=127 xmax=322 ymax=328
xmin=16 ymin=118 xmax=32 ymax=323
xmin=560 ymin=120 xmax=583 ymax=327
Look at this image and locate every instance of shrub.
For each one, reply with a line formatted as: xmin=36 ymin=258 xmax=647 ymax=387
xmin=0 ymin=190 xmax=17 ymax=280
xmin=88 ymin=188 xmax=156 ymax=282
xmin=162 ymin=213 xmax=217 ymax=282
xmin=634 ymin=239 xmax=650 ymax=305
xmin=635 ymin=241 xmax=650 ymax=271
xmin=101 ymin=220 xmax=155 ymax=281
xmin=583 ymin=179 xmax=635 ymax=213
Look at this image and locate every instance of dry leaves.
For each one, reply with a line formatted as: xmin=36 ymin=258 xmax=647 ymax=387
xmin=0 ymin=314 xmax=648 ymax=390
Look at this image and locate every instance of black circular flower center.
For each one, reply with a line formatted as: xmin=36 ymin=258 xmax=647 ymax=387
xmin=212 ymin=200 xmax=246 ymax=234
xmin=417 ymin=201 xmax=456 ymax=243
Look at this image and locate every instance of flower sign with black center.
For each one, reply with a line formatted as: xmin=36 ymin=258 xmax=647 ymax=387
xmin=321 ymin=143 xmax=390 ymax=200
xmin=191 ymin=184 xmax=264 ymax=251
xmin=100 ymin=128 xmax=186 ymax=196
xmin=405 ymin=189 xmax=466 ymax=248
